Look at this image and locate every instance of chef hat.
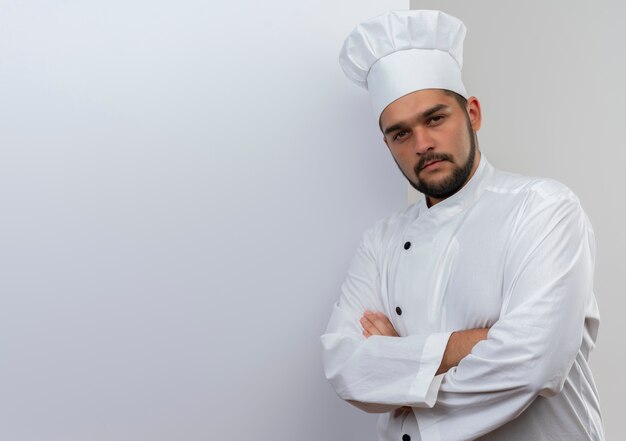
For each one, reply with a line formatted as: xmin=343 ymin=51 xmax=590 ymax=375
xmin=339 ymin=10 xmax=468 ymax=118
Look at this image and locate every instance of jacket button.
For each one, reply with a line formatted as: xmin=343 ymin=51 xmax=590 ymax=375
xmin=395 ymin=306 xmax=402 ymax=316
xmin=404 ymin=241 xmax=411 ymax=250
xmin=402 ymin=435 xmax=411 ymax=441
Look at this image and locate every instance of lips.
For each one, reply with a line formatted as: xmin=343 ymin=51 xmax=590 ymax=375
xmin=422 ymin=159 xmax=444 ymax=170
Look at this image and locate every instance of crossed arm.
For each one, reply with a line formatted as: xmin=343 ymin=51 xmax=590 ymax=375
xmin=322 ymin=194 xmax=595 ymax=440
xmin=360 ymin=311 xmax=489 ymax=375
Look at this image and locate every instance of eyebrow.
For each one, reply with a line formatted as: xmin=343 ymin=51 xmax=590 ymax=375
xmin=383 ymin=103 xmax=450 ymax=136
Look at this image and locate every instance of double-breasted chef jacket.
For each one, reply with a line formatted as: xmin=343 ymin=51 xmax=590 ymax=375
xmin=321 ymin=154 xmax=604 ymax=441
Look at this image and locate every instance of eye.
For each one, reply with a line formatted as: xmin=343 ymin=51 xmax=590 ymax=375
xmin=393 ymin=130 xmax=409 ymax=141
xmin=428 ymin=115 xmax=445 ymax=126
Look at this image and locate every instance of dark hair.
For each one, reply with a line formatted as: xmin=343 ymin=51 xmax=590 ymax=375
xmin=443 ymin=90 xmax=468 ymax=110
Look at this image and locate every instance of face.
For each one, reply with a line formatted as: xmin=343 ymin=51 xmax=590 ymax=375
xmin=380 ymin=89 xmax=482 ymax=206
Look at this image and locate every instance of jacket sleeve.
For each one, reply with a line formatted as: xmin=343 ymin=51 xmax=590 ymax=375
xmin=320 ymin=224 xmax=452 ymax=412
xmin=413 ymin=193 xmax=596 ymax=441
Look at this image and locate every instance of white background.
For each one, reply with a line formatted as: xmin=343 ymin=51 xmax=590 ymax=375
xmin=411 ymin=1 xmax=623 ymax=439
xmin=0 ymin=1 xmax=405 ymax=440
xmin=0 ymin=0 xmax=621 ymax=440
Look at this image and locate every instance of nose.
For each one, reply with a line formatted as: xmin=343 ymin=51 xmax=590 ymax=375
xmin=412 ymin=126 xmax=434 ymax=155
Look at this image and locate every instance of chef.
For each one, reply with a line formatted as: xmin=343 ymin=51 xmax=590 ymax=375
xmin=321 ymin=10 xmax=604 ymax=441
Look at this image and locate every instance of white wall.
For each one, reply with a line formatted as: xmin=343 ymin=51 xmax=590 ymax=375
xmin=0 ymin=1 xmax=406 ymax=440
xmin=6 ymin=2 xmax=615 ymax=439
xmin=410 ymin=1 xmax=624 ymax=439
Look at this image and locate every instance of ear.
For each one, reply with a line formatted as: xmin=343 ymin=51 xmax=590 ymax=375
xmin=466 ymin=96 xmax=482 ymax=132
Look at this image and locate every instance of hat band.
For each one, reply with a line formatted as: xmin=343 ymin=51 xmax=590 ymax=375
xmin=367 ymin=48 xmax=468 ymax=118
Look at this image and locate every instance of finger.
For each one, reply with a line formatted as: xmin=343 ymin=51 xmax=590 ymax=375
xmin=362 ymin=311 xmax=390 ymax=335
xmin=362 ymin=311 xmax=400 ymax=337
xmin=375 ymin=312 xmax=399 ymax=336
xmin=364 ymin=311 xmax=392 ymax=335
xmin=360 ymin=315 xmax=382 ymax=336
xmin=366 ymin=312 xmax=398 ymax=337
xmin=362 ymin=329 xmax=372 ymax=338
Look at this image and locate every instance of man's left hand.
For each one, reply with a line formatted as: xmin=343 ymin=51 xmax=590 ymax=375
xmin=360 ymin=310 xmax=399 ymax=338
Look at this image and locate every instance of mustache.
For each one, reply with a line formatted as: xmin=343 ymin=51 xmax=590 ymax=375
xmin=415 ymin=153 xmax=454 ymax=173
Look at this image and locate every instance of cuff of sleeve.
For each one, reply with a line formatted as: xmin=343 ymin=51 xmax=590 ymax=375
xmin=407 ymin=331 xmax=452 ymax=408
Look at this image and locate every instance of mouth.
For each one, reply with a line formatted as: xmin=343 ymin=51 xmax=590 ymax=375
xmin=421 ymin=159 xmax=445 ymax=171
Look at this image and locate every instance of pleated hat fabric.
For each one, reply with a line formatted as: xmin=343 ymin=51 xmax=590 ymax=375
xmin=339 ymin=10 xmax=468 ymax=118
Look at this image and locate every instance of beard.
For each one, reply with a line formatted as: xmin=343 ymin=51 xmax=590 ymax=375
xmin=402 ymin=114 xmax=477 ymax=200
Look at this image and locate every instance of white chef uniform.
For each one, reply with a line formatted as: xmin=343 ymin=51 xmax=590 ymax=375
xmin=322 ymin=9 xmax=604 ymax=440
xmin=321 ymin=153 xmax=604 ymax=440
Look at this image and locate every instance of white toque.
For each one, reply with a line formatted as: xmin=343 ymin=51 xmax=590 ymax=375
xmin=339 ymin=10 xmax=468 ymax=118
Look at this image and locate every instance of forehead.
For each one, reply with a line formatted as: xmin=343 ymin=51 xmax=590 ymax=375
xmin=379 ymin=89 xmax=456 ymax=129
